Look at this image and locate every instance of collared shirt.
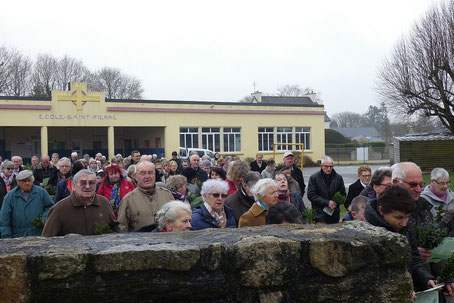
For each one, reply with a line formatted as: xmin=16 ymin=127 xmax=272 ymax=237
xmin=256 ymin=200 xmax=268 ymax=210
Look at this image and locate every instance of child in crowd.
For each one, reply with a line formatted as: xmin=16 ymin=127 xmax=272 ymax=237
xmin=343 ymin=195 xmax=367 ymax=222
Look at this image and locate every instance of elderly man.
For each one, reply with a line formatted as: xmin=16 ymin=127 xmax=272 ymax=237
xmin=118 ymin=161 xmax=173 ymax=232
xmin=0 ymin=170 xmax=54 ymax=238
xmin=283 ymin=151 xmax=306 ymax=196
xmin=131 ymin=150 xmax=141 ymax=164
xmin=48 ymin=157 xmax=71 ymax=187
xmin=71 ymin=152 xmax=78 ymax=163
xmin=33 ymin=155 xmax=57 ymax=187
xmin=51 ymin=153 xmax=59 ymax=166
xmin=225 ymin=171 xmax=262 ymax=222
xmin=31 ymin=156 xmax=39 ymax=170
xmin=189 ymin=154 xmax=208 ymax=182
xmin=11 ymin=156 xmax=23 ymax=177
xmin=250 ymin=153 xmax=267 ymax=174
xmin=307 ymin=155 xmax=346 ymax=224
xmin=392 ymin=162 xmax=434 ymax=262
xmin=42 ymin=169 xmax=118 ymax=236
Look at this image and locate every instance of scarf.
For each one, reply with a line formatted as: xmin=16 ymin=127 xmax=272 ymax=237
xmin=204 ymin=202 xmax=227 ymax=228
xmin=172 ymin=191 xmax=190 ymax=205
xmin=1 ymin=171 xmax=13 ymax=186
xmin=110 ymin=182 xmax=122 ymax=212
xmin=429 ymin=184 xmax=447 ymax=202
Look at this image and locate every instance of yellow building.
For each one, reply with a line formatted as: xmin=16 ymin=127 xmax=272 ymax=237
xmin=0 ymin=82 xmax=325 ymax=163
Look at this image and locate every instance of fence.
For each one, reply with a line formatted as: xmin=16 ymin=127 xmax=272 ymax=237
xmin=325 ymin=146 xmax=391 ymax=164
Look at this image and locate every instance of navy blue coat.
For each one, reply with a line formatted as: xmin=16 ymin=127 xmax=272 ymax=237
xmin=191 ymin=203 xmax=236 ymax=230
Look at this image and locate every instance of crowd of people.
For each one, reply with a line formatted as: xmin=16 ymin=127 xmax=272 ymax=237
xmin=1 ymin=150 xmax=454 ymax=300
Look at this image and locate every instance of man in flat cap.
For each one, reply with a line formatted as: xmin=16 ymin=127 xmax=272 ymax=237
xmin=0 ymin=170 xmax=54 ymax=238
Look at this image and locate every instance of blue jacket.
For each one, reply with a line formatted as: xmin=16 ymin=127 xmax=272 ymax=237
xmin=0 ymin=185 xmax=54 ymax=238
xmin=191 ymin=203 xmax=236 ymax=230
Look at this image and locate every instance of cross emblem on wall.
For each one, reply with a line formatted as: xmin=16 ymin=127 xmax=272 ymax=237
xmin=56 ymin=83 xmax=101 ymax=111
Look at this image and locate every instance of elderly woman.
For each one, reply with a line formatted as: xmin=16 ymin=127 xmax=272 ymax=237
xmin=274 ymin=172 xmax=306 ymax=213
xmin=97 ymin=165 xmax=135 ymax=218
xmin=191 ymin=179 xmax=236 ymax=230
xmin=201 ymin=159 xmax=212 ymax=176
xmin=48 ymin=157 xmax=72 ymax=187
xmin=0 ymin=160 xmax=16 ymax=209
xmin=166 ymin=175 xmax=190 ymax=204
xmin=275 ymin=164 xmax=301 ymax=194
xmin=421 ymin=167 xmax=454 ymax=216
xmin=238 ymin=178 xmax=278 ymax=228
xmin=139 ymin=200 xmax=192 ymax=232
xmin=88 ymin=159 xmax=98 ymax=173
xmin=226 ymin=160 xmax=250 ymax=196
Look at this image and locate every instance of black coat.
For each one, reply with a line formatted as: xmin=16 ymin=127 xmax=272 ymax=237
xmin=307 ymin=169 xmax=345 ymax=224
xmin=291 ymin=164 xmax=306 ymax=196
xmin=0 ymin=177 xmax=7 ymax=210
xmin=250 ymin=160 xmax=267 ymax=174
xmin=194 ymin=167 xmax=208 ymax=182
xmin=365 ymin=199 xmax=435 ymax=291
xmin=345 ymin=179 xmax=366 ymax=210
xmin=33 ymin=163 xmax=57 ymax=185
xmin=225 ymin=185 xmax=256 ymax=222
xmin=411 ymin=197 xmax=433 ymax=228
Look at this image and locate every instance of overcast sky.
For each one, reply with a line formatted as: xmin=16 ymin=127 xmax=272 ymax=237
xmin=0 ymin=0 xmax=435 ymax=116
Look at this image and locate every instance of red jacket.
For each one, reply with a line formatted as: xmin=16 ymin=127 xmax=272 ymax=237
xmin=97 ymin=179 xmax=135 ymax=203
xmin=226 ymin=178 xmax=237 ymax=196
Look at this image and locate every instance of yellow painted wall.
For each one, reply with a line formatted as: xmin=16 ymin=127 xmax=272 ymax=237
xmin=0 ymin=82 xmax=325 ymax=162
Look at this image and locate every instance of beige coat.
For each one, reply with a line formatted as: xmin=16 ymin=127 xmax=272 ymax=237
xmin=238 ymin=203 xmax=266 ymax=228
xmin=118 ymin=186 xmax=174 ymax=232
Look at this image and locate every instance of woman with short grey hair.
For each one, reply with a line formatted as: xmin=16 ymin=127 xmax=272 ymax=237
xmin=0 ymin=160 xmax=16 ymax=208
xmin=155 ymin=200 xmax=192 ymax=232
xmin=239 ymin=178 xmax=278 ymax=228
xmin=421 ymin=167 xmax=454 ymax=216
xmin=191 ymin=179 xmax=236 ymax=230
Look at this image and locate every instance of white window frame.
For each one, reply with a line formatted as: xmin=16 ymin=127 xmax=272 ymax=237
xmin=223 ymin=127 xmax=241 ymax=152
xmin=258 ymin=127 xmax=274 ymax=152
xmin=201 ymin=127 xmax=220 ymax=152
xmin=295 ymin=127 xmax=311 ymax=150
xmin=276 ymin=127 xmax=293 ymax=151
xmin=179 ymin=127 xmax=199 ymax=148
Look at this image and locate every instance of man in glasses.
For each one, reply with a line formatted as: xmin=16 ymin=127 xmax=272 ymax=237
xmin=345 ymin=165 xmax=371 ymax=210
xmin=118 ymin=161 xmax=173 ymax=232
xmin=307 ymin=155 xmax=346 ymax=224
xmin=392 ymin=162 xmax=433 ymax=262
xmin=42 ymin=169 xmax=118 ymax=236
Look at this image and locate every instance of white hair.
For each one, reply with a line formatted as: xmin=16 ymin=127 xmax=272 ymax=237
xmin=71 ymin=152 xmax=78 ymax=157
xmin=251 ymin=178 xmax=277 ymax=202
xmin=72 ymin=169 xmax=95 ymax=183
xmin=431 ymin=167 xmax=449 ymax=181
xmin=57 ymin=157 xmax=71 ymax=167
xmin=135 ymin=161 xmax=155 ymax=173
xmin=156 ymin=200 xmax=192 ymax=231
xmin=392 ymin=162 xmax=421 ymax=181
xmin=321 ymin=155 xmax=334 ymax=165
xmin=200 ymin=179 xmax=229 ymax=196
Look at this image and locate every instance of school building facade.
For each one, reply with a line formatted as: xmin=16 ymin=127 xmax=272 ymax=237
xmin=0 ymin=82 xmax=326 ymax=163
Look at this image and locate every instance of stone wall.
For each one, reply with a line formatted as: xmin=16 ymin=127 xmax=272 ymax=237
xmin=0 ymin=222 xmax=413 ymax=303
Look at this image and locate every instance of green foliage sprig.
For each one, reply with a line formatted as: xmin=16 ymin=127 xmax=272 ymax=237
xmin=438 ymin=252 xmax=454 ymax=283
xmin=31 ymin=214 xmax=44 ymax=228
xmin=302 ymin=208 xmax=317 ymax=224
xmin=332 ymin=192 xmax=346 ymax=207
xmin=415 ymin=219 xmax=448 ymax=250
xmin=434 ymin=204 xmax=446 ymax=224
xmin=44 ymin=184 xmax=56 ymax=196
xmin=93 ymin=223 xmax=113 ymax=235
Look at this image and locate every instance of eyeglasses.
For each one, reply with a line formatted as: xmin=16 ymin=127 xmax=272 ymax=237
xmin=78 ymin=180 xmax=96 ymax=187
xmin=401 ymin=179 xmax=425 ymax=189
xmin=138 ymin=171 xmax=155 ymax=176
xmin=361 ymin=174 xmax=371 ymax=178
xmin=5 ymin=168 xmax=14 ymax=170
xmin=322 ymin=165 xmax=333 ymax=168
xmin=434 ymin=180 xmax=450 ymax=186
xmin=210 ymin=193 xmax=227 ymax=198
xmin=379 ymin=183 xmax=391 ymax=187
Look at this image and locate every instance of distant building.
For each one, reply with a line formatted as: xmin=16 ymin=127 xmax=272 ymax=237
xmin=332 ymin=127 xmax=383 ymax=142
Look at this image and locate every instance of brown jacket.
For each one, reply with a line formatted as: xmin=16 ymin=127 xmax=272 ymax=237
xmin=42 ymin=192 xmax=118 ymax=237
xmin=118 ymin=186 xmax=174 ymax=232
xmin=238 ymin=203 xmax=266 ymax=228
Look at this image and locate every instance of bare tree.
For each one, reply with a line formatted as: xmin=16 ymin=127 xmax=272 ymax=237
xmin=377 ymin=1 xmax=454 ymax=134
xmin=276 ymin=84 xmax=304 ymax=97
xmin=331 ymin=111 xmax=366 ymax=127
xmin=32 ymin=54 xmax=59 ymax=97
xmin=0 ymin=47 xmax=32 ymax=96
xmin=90 ymin=67 xmax=143 ymax=99
xmin=57 ymin=55 xmax=90 ymax=91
